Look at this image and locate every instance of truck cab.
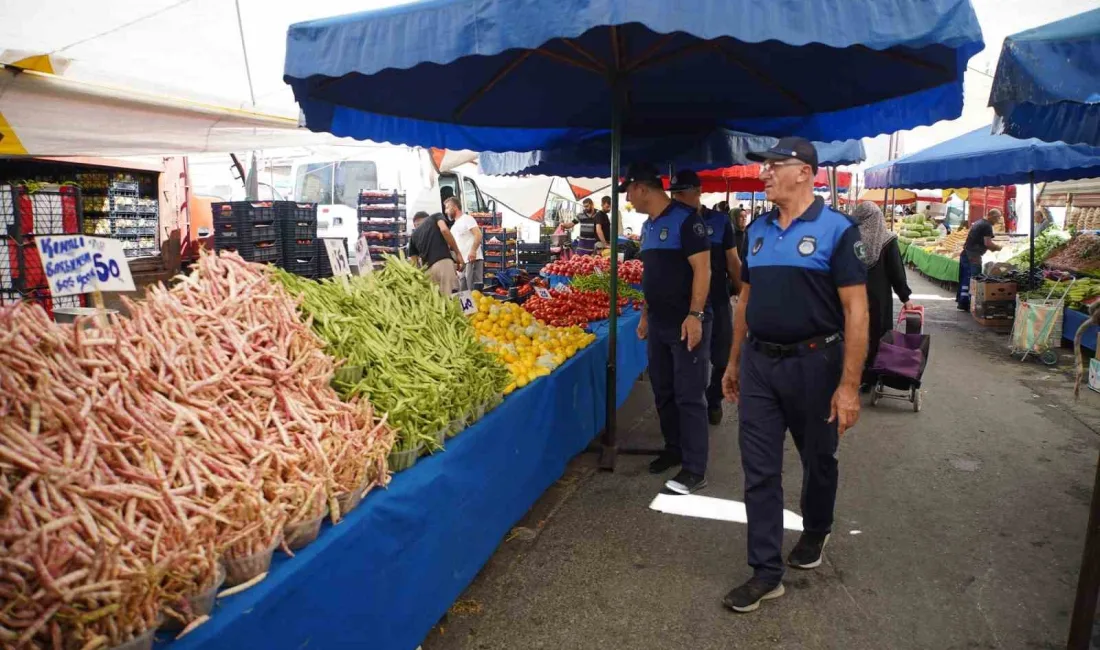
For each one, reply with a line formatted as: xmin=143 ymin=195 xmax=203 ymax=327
xmin=428 ymin=170 xmax=493 ymax=217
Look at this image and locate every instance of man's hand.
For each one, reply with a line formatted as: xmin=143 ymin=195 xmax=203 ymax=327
xmin=681 ymin=316 xmax=702 ymax=351
xmin=722 ymin=364 xmax=740 ymax=404
xmin=636 ymin=316 xmax=648 ymax=340
xmin=828 ymin=383 xmax=861 ymax=435
xmin=456 ymin=259 xmax=465 ymax=272
xmin=467 ymin=251 xmax=477 ymax=263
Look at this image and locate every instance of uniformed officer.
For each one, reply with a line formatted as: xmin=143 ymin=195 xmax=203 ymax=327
xmin=720 ymin=138 xmax=869 ymax=613
xmin=625 ymin=163 xmax=713 ymax=495
xmin=669 ymin=169 xmax=742 ymax=425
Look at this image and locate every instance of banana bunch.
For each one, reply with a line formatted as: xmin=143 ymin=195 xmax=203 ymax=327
xmin=1066 ymin=279 xmax=1100 ymax=309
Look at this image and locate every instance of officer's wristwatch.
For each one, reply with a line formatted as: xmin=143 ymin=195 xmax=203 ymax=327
xmin=688 ymin=310 xmax=706 ymax=321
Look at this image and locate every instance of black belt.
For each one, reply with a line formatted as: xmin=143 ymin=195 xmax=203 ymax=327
xmin=748 ymin=332 xmax=842 ymax=358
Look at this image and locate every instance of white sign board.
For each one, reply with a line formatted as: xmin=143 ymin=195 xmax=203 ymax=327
xmin=535 ymin=287 xmax=552 ymax=300
xmin=323 ymin=238 xmax=351 ymax=277
xmin=354 ymin=237 xmax=373 ymax=276
xmin=455 ymin=290 xmax=477 ymax=315
xmin=36 ymin=235 xmax=135 ymax=297
xmin=553 ymin=282 xmax=572 ymax=294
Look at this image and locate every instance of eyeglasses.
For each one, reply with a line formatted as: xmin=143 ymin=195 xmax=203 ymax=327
xmin=761 ymin=160 xmax=808 ymax=172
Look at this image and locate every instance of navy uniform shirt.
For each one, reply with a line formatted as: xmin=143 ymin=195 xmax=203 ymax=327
xmin=640 ymin=200 xmax=710 ymax=328
xmin=701 ymin=207 xmax=737 ymax=306
xmin=741 ymin=197 xmax=866 ymax=344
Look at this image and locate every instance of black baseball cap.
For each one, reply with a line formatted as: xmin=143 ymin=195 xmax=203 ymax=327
xmin=617 ymin=162 xmax=663 ymax=192
xmin=668 ymin=169 xmax=702 ymax=192
xmin=747 ymin=136 xmax=819 ymax=174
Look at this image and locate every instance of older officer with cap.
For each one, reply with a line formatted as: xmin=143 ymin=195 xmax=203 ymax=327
xmin=626 ymin=163 xmax=713 ymax=495
xmin=720 ymin=137 xmax=869 ymax=613
xmin=669 ymin=169 xmax=742 ymax=425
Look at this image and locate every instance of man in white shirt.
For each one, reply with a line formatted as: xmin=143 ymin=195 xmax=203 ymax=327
xmin=445 ymin=197 xmax=484 ymax=290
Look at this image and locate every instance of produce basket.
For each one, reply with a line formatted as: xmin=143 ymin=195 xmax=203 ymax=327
xmin=335 ymin=480 xmax=369 ymax=516
xmin=106 ymin=627 xmax=156 ymax=650
xmin=224 ymin=539 xmax=279 ymax=586
xmin=387 ymin=443 xmax=423 ymax=472
xmin=284 ymin=506 xmax=328 ymax=551
xmin=162 ymin=563 xmax=226 ymax=632
xmin=448 ymin=415 xmax=466 ymax=438
xmin=427 ymin=427 xmax=447 ymax=451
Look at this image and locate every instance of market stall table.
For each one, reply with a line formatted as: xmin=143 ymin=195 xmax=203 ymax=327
xmin=161 ymin=310 xmax=647 ymax=650
xmin=1063 ymin=307 xmax=1099 ymax=352
xmin=903 ymin=245 xmax=961 ymax=283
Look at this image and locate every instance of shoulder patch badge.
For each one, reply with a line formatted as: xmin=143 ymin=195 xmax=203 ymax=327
xmin=706 ymin=225 xmax=714 ymax=236
xmin=659 ymin=227 xmax=669 ymax=241
xmin=693 ymin=222 xmax=706 ymax=238
xmin=854 ymin=240 xmax=869 ymax=263
xmin=797 ymin=235 xmax=817 ymax=257
xmin=751 ymin=237 xmax=763 ymax=255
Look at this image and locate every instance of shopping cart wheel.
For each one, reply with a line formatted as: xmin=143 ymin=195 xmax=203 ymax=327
xmin=912 ymin=388 xmax=922 ymax=412
xmin=1040 ymin=350 xmax=1058 ymax=366
xmin=870 ymin=382 xmax=882 ymax=407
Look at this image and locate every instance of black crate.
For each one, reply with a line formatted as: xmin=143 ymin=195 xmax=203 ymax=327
xmin=282 ymin=238 xmax=317 ymax=260
xmin=2 ymin=185 xmax=84 ymax=241
xmin=281 ymin=256 xmax=318 ymax=278
xmin=282 ymin=220 xmax=318 ymax=240
xmin=358 ymin=190 xmax=406 ymax=207
xmin=518 ymin=242 xmax=551 ymax=253
xmin=0 ymin=237 xmax=15 ymax=291
xmin=219 ymin=241 xmax=280 ymax=265
xmin=274 ymin=201 xmax=317 ymax=222
xmin=212 ymin=201 xmax=276 ymax=225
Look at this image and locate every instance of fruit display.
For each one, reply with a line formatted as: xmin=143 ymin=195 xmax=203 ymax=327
xmin=1020 ymin=277 xmax=1100 ymax=310
xmin=274 ymin=259 xmax=510 ymax=452
xmin=1068 ymin=206 xmax=1100 ymax=232
xmin=1044 ymin=233 xmax=1100 ymax=277
xmin=468 ymin=291 xmax=595 ymax=393
xmin=543 ymin=255 xmax=644 ymax=283
xmin=1009 ymin=228 xmax=1070 ymax=268
xmin=523 ymin=289 xmax=635 ymax=328
xmin=927 ymin=228 xmax=968 ymax=256
xmin=897 ymin=213 xmax=939 ymax=245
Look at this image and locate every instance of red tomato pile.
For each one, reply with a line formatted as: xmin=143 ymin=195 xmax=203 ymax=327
xmin=543 ymin=256 xmax=644 ymax=283
xmin=523 ymin=289 xmax=634 ymax=328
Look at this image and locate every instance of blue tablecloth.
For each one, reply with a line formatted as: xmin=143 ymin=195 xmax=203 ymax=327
xmin=1063 ymin=307 xmax=1098 ymax=351
xmin=164 ymin=313 xmax=647 ymax=650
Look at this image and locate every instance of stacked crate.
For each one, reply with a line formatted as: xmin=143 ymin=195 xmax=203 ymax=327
xmin=358 ymin=190 xmax=407 ymax=270
xmin=276 ymin=202 xmax=319 ymax=278
xmin=483 ymin=227 xmax=518 ymax=283
xmin=316 ymin=238 xmax=348 ymax=279
xmin=0 ymin=184 xmax=85 ymax=316
xmin=105 ymin=181 xmax=158 ymax=258
xmin=212 ymin=201 xmax=280 ymax=265
xmin=471 ymin=211 xmax=502 ymax=229
xmin=517 ymin=242 xmax=551 ymax=274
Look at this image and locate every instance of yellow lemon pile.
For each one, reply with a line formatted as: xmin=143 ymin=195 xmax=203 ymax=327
xmin=468 ymin=291 xmax=596 ymax=395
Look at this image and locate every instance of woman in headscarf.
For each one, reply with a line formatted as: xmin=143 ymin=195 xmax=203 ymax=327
xmin=853 ymin=201 xmax=914 ymax=389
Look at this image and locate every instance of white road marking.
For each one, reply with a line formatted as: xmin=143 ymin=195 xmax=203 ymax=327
xmin=649 ymin=493 xmax=804 ymax=531
xmin=850 ymin=530 xmax=862 ymax=535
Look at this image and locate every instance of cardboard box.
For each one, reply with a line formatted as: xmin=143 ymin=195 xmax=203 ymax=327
xmin=1090 ymin=358 xmax=1100 ymax=394
xmin=972 ymin=280 xmax=1017 ymax=318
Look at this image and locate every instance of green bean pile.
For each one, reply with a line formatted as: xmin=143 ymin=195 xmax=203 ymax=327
xmin=274 ymin=260 xmax=510 ymax=451
xmin=569 ymin=272 xmax=645 ymax=302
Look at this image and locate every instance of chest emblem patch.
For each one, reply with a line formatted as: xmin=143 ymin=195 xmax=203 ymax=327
xmin=659 ymin=227 xmax=669 ymax=241
xmin=707 ymin=225 xmax=714 ymax=236
xmin=751 ymin=237 xmax=763 ymax=255
xmin=854 ymin=240 xmax=869 ymax=264
xmin=693 ymin=222 xmax=706 ymax=237
xmin=797 ymin=236 xmax=817 ymax=257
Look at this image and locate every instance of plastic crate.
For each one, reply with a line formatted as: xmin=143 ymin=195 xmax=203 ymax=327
xmin=282 ymin=238 xmax=317 ymax=260
xmin=0 ymin=238 xmax=15 ymax=290
xmin=274 ymin=201 xmax=317 ymax=220
xmin=6 ymin=185 xmax=83 ymax=240
xmin=358 ymin=190 xmax=406 ymax=206
xmin=212 ymin=201 xmax=276 ymax=225
xmin=281 ymin=256 xmax=318 ymax=278
xmin=282 ymin=221 xmax=317 ymax=240
xmin=518 ymin=242 xmax=551 ymax=253
xmin=108 ymin=181 xmax=139 ymax=195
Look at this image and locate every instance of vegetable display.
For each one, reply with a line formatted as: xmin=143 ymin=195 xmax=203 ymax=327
xmin=523 ymin=289 xmax=634 ymax=328
xmin=468 ymin=292 xmax=594 ymax=392
xmin=0 ymin=251 xmax=394 ymax=649
xmin=274 ymin=259 xmax=510 ymax=452
xmin=543 ymin=256 xmax=643 ymax=283
xmin=1044 ymin=233 xmax=1100 ymax=277
xmin=1009 ymin=229 xmax=1070 ymax=268
xmin=569 ymin=273 xmax=645 ymax=303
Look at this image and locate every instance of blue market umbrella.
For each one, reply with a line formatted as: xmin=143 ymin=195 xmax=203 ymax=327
xmin=285 ymin=0 xmax=983 ymax=466
xmin=990 ymin=8 xmax=1100 ymax=147
xmin=864 ymin=124 xmax=1100 ymax=272
xmin=478 ymin=133 xmax=865 ymax=177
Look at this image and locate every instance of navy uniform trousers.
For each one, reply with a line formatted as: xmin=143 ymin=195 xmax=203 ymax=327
xmin=706 ymin=295 xmax=733 ymax=410
xmin=738 ymin=339 xmax=842 ymax=584
xmin=648 ymin=318 xmax=712 ymax=475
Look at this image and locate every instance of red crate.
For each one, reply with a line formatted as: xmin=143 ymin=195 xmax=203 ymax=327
xmin=15 ymin=186 xmax=81 ymax=237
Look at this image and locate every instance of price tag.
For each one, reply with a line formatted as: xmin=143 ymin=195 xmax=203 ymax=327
xmin=455 ymin=290 xmax=477 ymax=315
xmin=617 ymin=253 xmax=625 ymax=263
xmin=553 ymin=283 xmax=572 ymax=294
xmin=535 ymin=287 xmax=552 ymax=300
xmin=36 ymin=235 xmax=135 ymax=297
xmin=323 ymin=238 xmax=351 ymax=277
xmin=354 ymin=236 xmax=373 ymax=276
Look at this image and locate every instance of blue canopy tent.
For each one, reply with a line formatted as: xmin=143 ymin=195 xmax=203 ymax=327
xmin=478 ymin=134 xmax=866 ymax=177
xmin=285 ymin=0 xmax=983 ymax=469
xmin=864 ymin=124 xmax=1100 ymax=271
xmin=989 ymin=7 xmax=1100 ymax=148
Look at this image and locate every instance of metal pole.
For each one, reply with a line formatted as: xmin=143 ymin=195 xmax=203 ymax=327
xmin=828 ymin=166 xmax=838 ymax=211
xmin=599 ymin=83 xmax=622 ymax=471
xmin=1068 ymin=449 xmax=1100 ymax=649
xmin=1029 ymin=173 xmax=1036 ymax=275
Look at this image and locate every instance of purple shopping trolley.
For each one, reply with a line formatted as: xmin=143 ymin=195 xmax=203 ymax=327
xmin=869 ymin=311 xmax=931 ymax=412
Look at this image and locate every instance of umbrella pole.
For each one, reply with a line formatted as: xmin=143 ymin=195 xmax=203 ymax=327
xmin=599 ymin=95 xmax=622 ymax=471
xmin=1068 ymin=448 xmax=1100 ymax=650
xmin=1028 ymin=173 xmax=1035 ymax=274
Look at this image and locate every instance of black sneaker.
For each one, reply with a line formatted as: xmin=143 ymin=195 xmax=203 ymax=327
xmin=648 ymin=450 xmax=682 ymax=474
xmin=664 ymin=470 xmax=707 ymax=495
xmin=708 ymin=406 xmax=723 ymax=425
xmin=723 ymin=577 xmax=785 ymax=613
xmin=787 ymin=532 xmax=830 ymax=569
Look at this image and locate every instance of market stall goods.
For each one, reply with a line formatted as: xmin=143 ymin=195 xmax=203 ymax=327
xmin=523 ymin=289 xmax=634 ymax=328
xmin=896 ymin=213 xmax=941 ymax=247
xmin=1009 ymin=229 xmax=1071 ymax=268
xmin=468 ymin=292 xmax=594 ymax=393
xmin=542 ymin=256 xmax=643 ymax=283
xmin=0 ymin=251 xmax=395 ymax=648
xmin=274 ymin=258 xmax=510 ymax=452
xmin=568 ymin=273 xmax=645 ymax=303
xmin=1045 ymin=233 xmax=1100 ymax=277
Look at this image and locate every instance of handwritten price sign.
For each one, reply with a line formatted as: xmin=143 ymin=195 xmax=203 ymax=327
xmin=354 ymin=236 xmax=373 ymax=276
xmin=535 ymin=287 xmax=552 ymax=300
xmin=455 ymin=290 xmax=478 ymax=315
xmin=35 ymin=235 xmax=135 ymax=297
xmin=323 ymin=238 xmax=351 ymax=277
